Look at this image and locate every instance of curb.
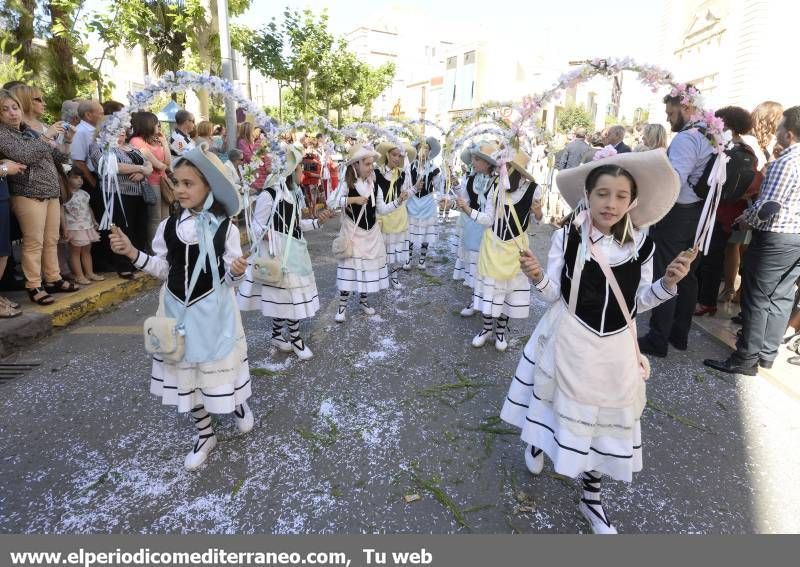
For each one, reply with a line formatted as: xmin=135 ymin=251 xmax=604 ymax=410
xmin=43 ymin=276 xmax=159 ymax=328
xmin=0 ymin=275 xmax=159 ymax=356
xmin=0 ymin=311 xmax=51 ymax=358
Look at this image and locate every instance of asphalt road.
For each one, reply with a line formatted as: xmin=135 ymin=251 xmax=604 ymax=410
xmin=1 ymin=218 xmax=798 ymax=534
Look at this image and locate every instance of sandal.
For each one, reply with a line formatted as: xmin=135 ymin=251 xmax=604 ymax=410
xmin=75 ymin=278 xmax=92 ymax=285
xmin=27 ymin=287 xmax=55 ymax=305
xmin=0 ymin=296 xmax=20 ymax=310
xmin=0 ymin=302 xmax=22 ymax=318
xmin=44 ymin=279 xmax=80 ymax=293
xmin=88 ymin=274 xmax=106 ymax=282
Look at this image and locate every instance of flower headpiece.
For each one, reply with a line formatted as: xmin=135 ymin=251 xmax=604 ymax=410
xmin=669 ymin=83 xmax=704 ymax=109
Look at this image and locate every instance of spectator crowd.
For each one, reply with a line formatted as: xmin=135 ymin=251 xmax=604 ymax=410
xmin=1 ymin=79 xmax=797 ymax=370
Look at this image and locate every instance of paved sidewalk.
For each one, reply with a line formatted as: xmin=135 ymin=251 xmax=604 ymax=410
xmin=0 ymin=275 xmax=157 ymax=357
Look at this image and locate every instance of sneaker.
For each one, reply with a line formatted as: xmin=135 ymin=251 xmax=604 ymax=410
xmin=335 ymin=306 xmax=347 ymax=323
xmin=291 ymin=337 xmax=314 ymax=361
xmin=495 ymin=333 xmax=508 ymax=352
xmin=472 ymin=329 xmax=492 ymax=348
xmin=271 ymin=336 xmax=293 ymax=353
xmin=578 ymin=499 xmax=617 ymax=535
xmin=391 ymin=277 xmax=403 ymax=289
xmin=360 ymin=302 xmax=376 ymax=316
xmin=418 ymin=258 xmax=427 ymax=271
xmin=184 ymin=433 xmax=217 ymax=471
xmin=524 ymin=445 xmax=543 ymax=475
xmin=402 ymin=259 xmax=412 ymax=271
xmin=460 ymin=306 xmax=476 ymax=317
xmin=233 ymin=402 xmax=254 ymax=434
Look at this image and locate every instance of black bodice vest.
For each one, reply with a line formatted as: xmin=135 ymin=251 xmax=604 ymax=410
xmin=346 ymin=182 xmax=379 ymax=230
xmin=265 ymin=187 xmax=302 ymax=239
xmin=374 ymin=168 xmax=406 ymax=203
xmin=495 ymin=181 xmax=536 ymax=241
xmin=165 ymin=214 xmax=229 ymax=304
xmin=559 ymin=223 xmax=655 ymax=335
xmin=467 ymin=173 xmax=496 ymax=211
xmin=410 ymin=164 xmax=440 ymax=197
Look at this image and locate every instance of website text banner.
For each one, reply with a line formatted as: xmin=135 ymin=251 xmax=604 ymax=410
xmin=1 ymin=535 xmax=796 ymax=567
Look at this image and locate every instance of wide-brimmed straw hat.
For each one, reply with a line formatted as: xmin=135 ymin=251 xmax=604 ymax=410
xmin=412 ymin=136 xmax=441 ymax=160
xmin=556 ymin=148 xmax=679 ymax=228
xmin=281 ymin=144 xmax=303 ymax=176
xmin=377 ymin=140 xmax=406 ymax=166
xmin=346 ymin=143 xmax=381 ymax=165
xmin=471 ymin=141 xmax=500 ymax=166
xmin=506 ymin=149 xmax=536 ymax=182
xmin=405 ymin=145 xmax=417 ymax=163
xmin=265 ymin=144 xmax=304 ymax=188
xmin=347 ymin=144 xmax=381 ymax=165
xmin=177 ymin=142 xmax=241 ymax=217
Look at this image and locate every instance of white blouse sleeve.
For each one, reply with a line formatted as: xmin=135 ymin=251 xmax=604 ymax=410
xmin=252 ymin=191 xmax=274 ymax=241
xmin=457 ymin=179 xmax=469 ymax=201
xmin=133 ymin=218 xmax=170 ymax=280
xmin=531 ymin=226 xmax=566 ymax=304
xmin=469 ymin=187 xmax=496 ymax=226
xmin=223 ymin=222 xmax=245 ymax=284
xmin=635 ymin=246 xmax=677 ymax=312
xmin=376 ymin=187 xmax=400 ymax=215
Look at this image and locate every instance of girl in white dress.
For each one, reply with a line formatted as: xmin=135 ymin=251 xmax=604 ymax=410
xmin=333 ymin=144 xmax=409 ymax=322
xmin=375 ymin=141 xmax=413 ymax=289
xmin=62 ymin=167 xmax=104 ymax=284
xmin=405 ymin=136 xmax=443 ymax=271
xmin=237 ymin=145 xmax=334 ymax=360
xmin=500 ymin=150 xmax=696 ymax=533
xmin=110 ymin=143 xmax=254 ymax=471
xmin=453 ymin=142 xmax=498 ymax=314
xmin=457 ymin=149 xmax=543 ymax=352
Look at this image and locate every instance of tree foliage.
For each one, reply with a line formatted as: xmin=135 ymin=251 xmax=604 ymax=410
xmin=234 ymin=8 xmax=395 ymax=124
xmin=0 ymin=0 xmax=252 ymax=111
xmin=556 ymin=104 xmax=594 ymax=134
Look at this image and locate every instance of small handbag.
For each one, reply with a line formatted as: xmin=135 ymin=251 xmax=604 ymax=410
xmin=332 ymin=201 xmax=366 ymax=260
xmin=143 ymin=315 xmax=185 ymax=363
xmin=143 ymin=256 xmax=201 ymax=364
xmin=141 ymin=182 xmax=157 ymax=205
xmin=159 ymin=170 xmax=177 ymax=205
xmin=250 ymin=187 xmax=297 ymax=285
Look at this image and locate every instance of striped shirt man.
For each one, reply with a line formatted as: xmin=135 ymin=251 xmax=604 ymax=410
xmin=743 ymin=143 xmax=800 ymax=233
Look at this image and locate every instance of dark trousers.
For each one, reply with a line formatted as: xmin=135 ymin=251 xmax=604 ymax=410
xmin=696 ymin=220 xmax=731 ymax=307
xmin=645 ymin=202 xmax=703 ymax=350
xmin=88 ymin=183 xmax=115 ymax=272
xmin=103 ymin=194 xmax=148 ymax=274
xmin=736 ymin=230 xmax=800 ymax=363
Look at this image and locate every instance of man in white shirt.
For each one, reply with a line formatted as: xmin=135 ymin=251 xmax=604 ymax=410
xmin=169 ymin=109 xmax=196 ymax=157
xmin=69 ymin=100 xmax=103 ymax=188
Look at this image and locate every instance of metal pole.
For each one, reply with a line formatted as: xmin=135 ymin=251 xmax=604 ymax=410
xmin=217 ymin=0 xmax=237 ymax=153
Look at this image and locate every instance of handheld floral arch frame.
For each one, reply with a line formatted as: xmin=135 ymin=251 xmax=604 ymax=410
xmin=444 ymin=57 xmax=727 ymax=251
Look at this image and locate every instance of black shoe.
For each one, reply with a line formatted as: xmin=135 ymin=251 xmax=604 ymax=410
xmin=758 ymin=359 xmax=773 ymax=369
xmin=731 ymin=314 xmax=744 ymax=325
xmin=703 ymin=355 xmax=758 ymax=376
xmin=638 ymin=336 xmax=667 ymax=358
xmin=669 ymin=336 xmax=688 ymax=351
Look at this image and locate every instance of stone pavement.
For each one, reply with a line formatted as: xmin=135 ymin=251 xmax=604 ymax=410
xmin=0 ymin=275 xmax=158 ymax=357
xmin=0 ymin=218 xmax=798 ymax=534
